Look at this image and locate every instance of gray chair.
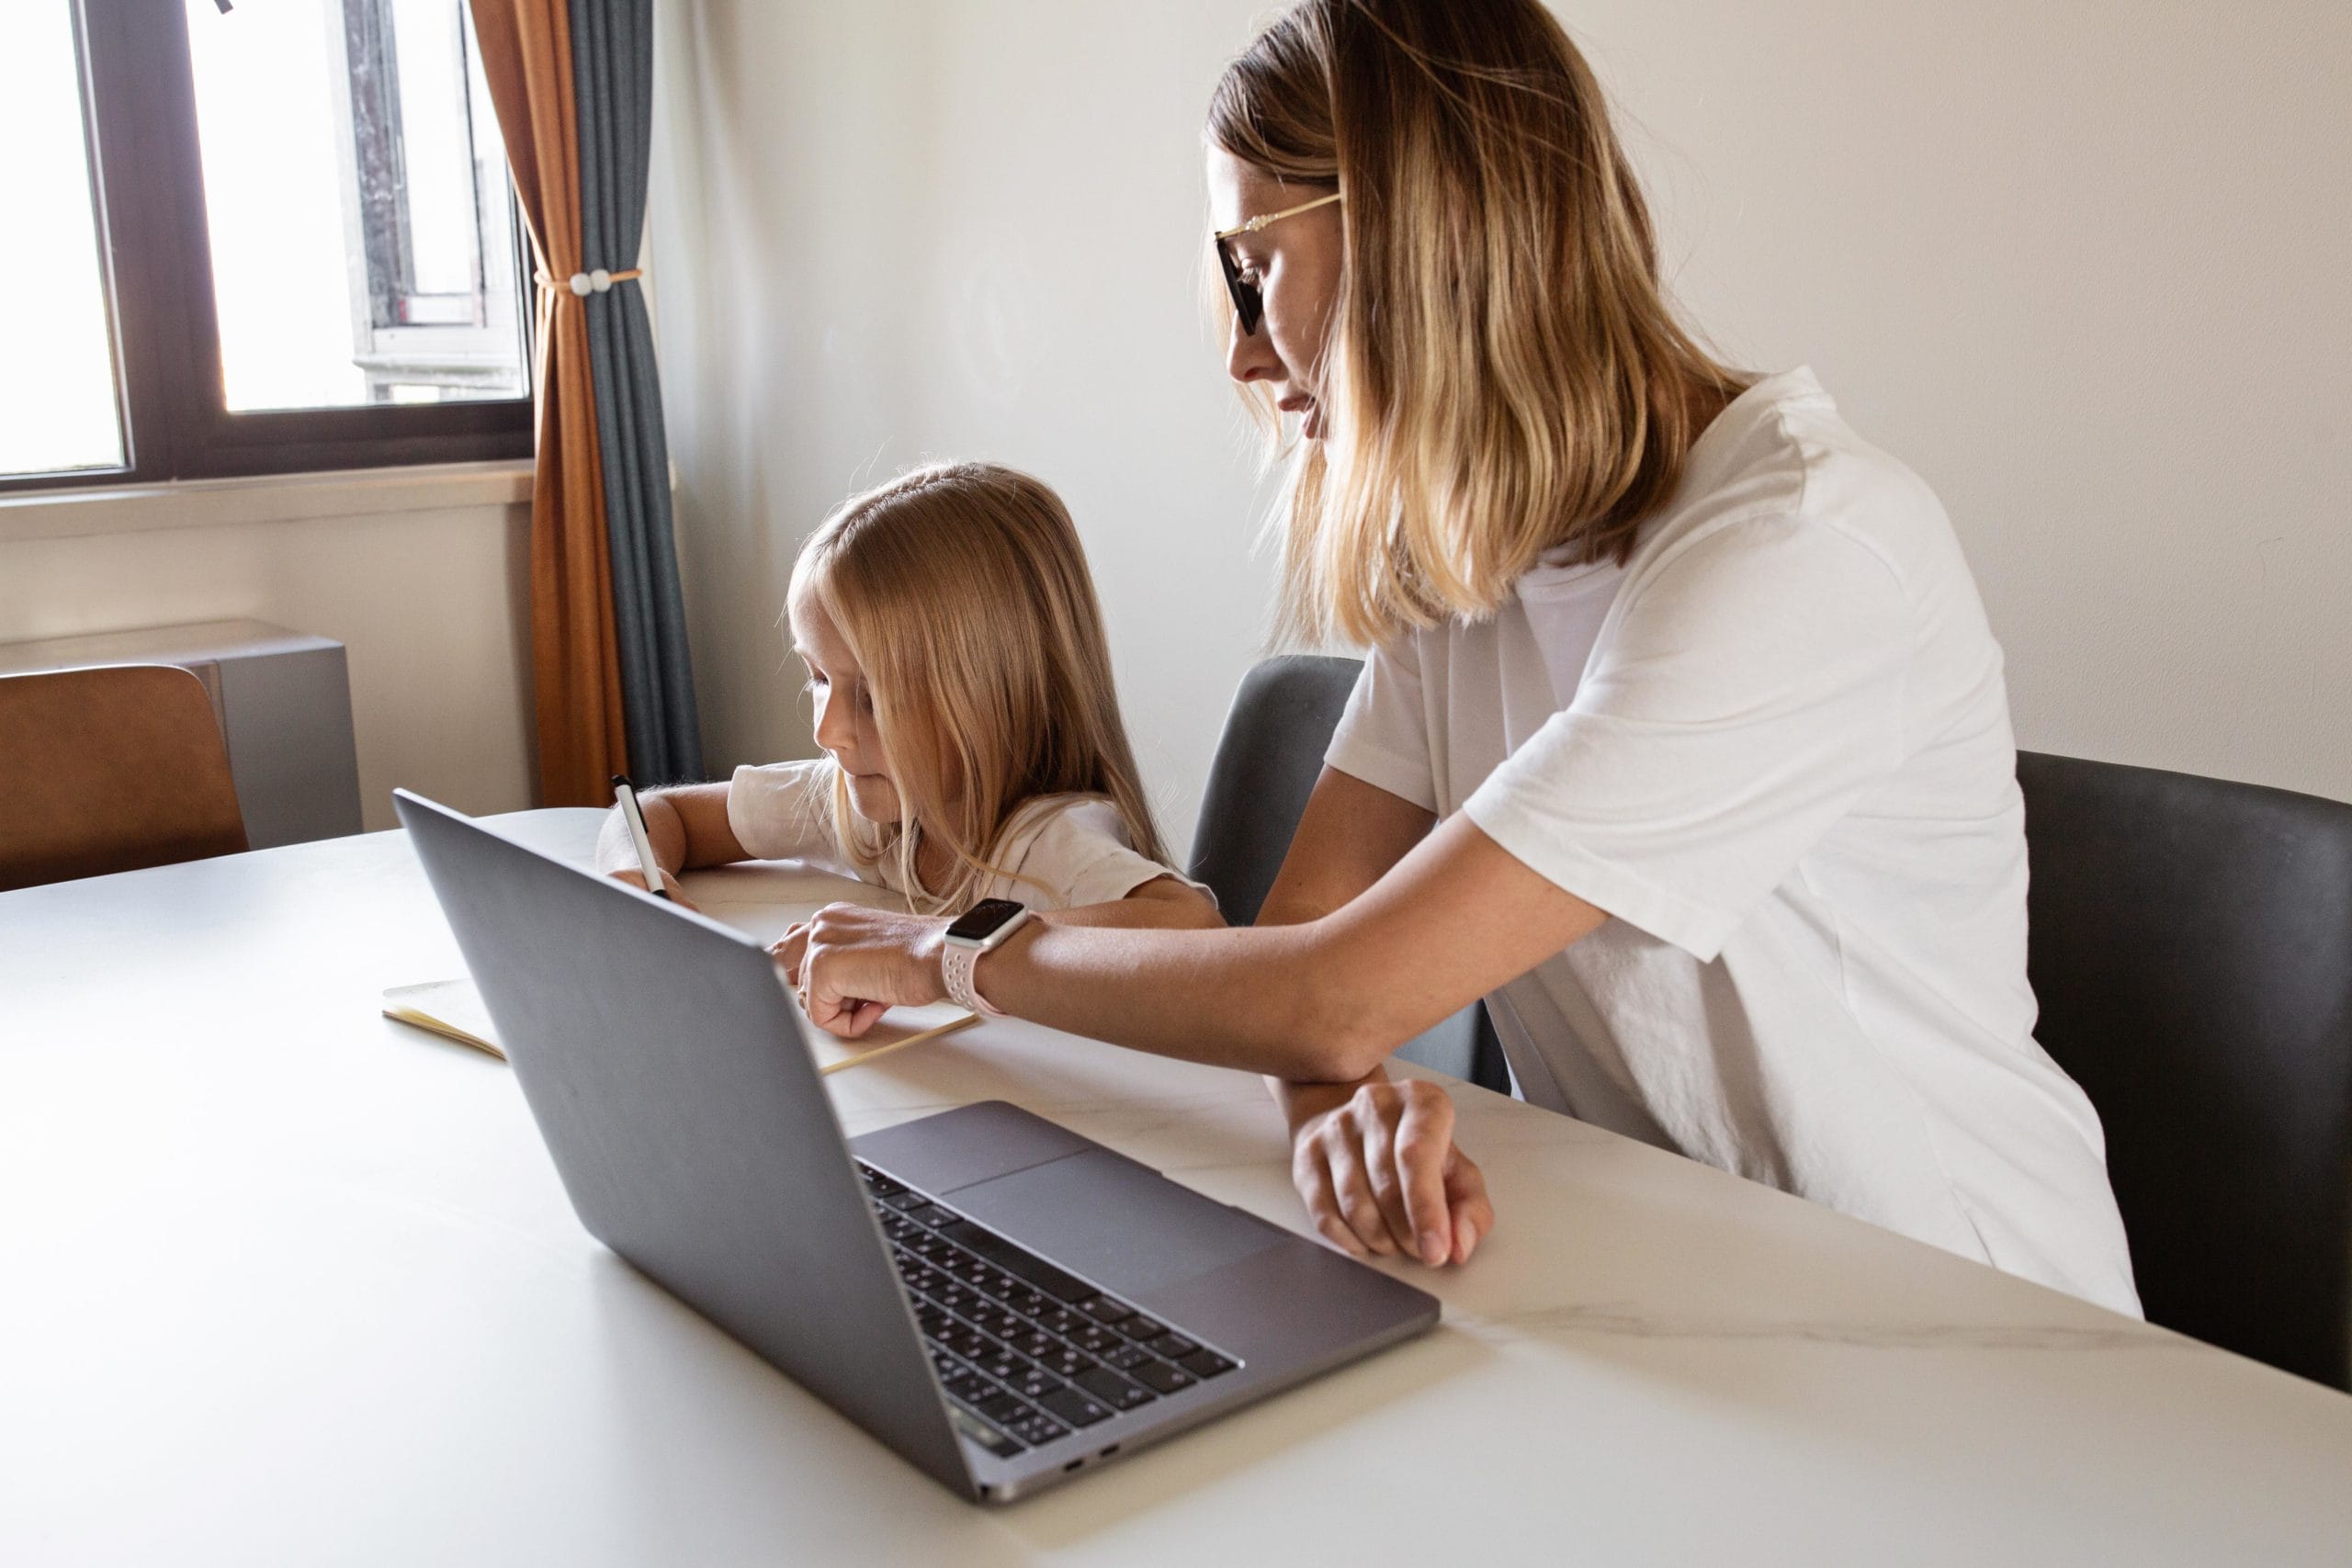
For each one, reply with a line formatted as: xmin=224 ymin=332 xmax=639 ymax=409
xmin=1190 ymin=656 xmax=1511 ymax=1093
xmin=2018 ymin=751 xmax=2352 ymax=1389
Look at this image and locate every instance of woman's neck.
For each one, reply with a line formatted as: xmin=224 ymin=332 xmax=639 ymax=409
xmin=1681 ymin=372 xmax=1740 ymax=452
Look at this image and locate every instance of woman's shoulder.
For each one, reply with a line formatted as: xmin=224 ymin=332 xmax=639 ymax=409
xmin=1629 ymin=367 xmax=1962 ymax=598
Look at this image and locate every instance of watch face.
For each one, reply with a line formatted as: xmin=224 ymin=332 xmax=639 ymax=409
xmin=945 ymin=898 xmax=1026 ymax=942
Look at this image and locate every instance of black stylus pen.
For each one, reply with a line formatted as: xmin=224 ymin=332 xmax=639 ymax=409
xmin=609 ymin=774 xmax=670 ymax=899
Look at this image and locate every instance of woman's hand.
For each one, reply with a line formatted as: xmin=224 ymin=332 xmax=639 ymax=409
xmin=1284 ymin=1075 xmax=1491 ymax=1266
xmin=772 ymin=920 xmax=812 ymax=984
xmin=776 ymin=903 xmax=953 ymax=1038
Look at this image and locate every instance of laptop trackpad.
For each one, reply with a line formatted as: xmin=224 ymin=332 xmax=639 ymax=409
xmin=947 ymin=1149 xmax=1286 ymax=1297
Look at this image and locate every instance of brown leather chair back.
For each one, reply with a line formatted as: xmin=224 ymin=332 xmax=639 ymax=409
xmin=0 ymin=663 xmax=250 ymax=891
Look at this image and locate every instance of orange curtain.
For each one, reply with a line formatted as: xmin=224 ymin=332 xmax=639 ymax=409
xmin=468 ymin=0 xmax=628 ymax=806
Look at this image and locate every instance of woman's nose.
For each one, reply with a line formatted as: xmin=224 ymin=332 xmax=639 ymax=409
xmin=1227 ymin=314 xmax=1283 ymax=387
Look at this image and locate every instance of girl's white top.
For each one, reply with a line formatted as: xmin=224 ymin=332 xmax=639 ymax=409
xmin=726 ymin=761 xmax=1204 ymax=914
xmin=1328 ymin=367 xmax=2140 ymax=1315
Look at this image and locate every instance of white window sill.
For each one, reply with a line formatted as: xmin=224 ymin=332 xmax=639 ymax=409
xmin=0 ymin=459 xmax=535 ymax=543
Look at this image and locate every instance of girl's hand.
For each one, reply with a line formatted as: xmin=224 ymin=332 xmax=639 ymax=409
xmin=1288 ymin=1077 xmax=1491 ymax=1266
xmin=607 ymin=866 xmax=699 ymax=912
xmin=779 ymin=903 xmax=953 ymax=1038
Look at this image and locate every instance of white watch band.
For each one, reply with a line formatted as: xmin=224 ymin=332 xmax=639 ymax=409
xmin=940 ymin=940 xmax=1005 ymax=1017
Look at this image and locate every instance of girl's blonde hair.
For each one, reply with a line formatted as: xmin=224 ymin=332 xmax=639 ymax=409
xmin=1208 ymin=0 xmax=1749 ymax=648
xmin=790 ymin=462 xmax=1170 ymax=914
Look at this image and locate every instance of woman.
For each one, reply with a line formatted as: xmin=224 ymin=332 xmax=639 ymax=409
xmin=791 ymin=0 xmax=2141 ymax=1315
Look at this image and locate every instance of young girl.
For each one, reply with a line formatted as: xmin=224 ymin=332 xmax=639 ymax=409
xmin=596 ymin=462 xmax=1219 ymax=1015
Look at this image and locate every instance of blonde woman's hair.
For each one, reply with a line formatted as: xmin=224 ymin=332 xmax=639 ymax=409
xmin=789 ymin=462 xmax=1170 ymax=914
xmin=1208 ymin=0 xmax=1749 ymax=648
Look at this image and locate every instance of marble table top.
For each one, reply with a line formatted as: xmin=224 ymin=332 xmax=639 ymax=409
xmin=2 ymin=808 xmax=2346 ymax=1566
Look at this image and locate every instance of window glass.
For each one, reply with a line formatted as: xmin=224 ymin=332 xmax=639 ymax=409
xmin=183 ymin=0 xmax=526 ymax=412
xmin=0 ymin=3 xmax=126 ymax=478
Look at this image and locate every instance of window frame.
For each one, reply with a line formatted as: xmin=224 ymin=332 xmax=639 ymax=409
xmin=0 ymin=0 xmax=534 ymax=499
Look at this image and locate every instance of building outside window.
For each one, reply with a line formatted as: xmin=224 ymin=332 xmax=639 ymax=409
xmin=0 ymin=0 xmax=534 ymax=493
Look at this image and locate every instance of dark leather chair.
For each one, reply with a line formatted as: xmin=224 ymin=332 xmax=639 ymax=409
xmin=2019 ymin=750 xmax=2352 ymax=1389
xmin=0 ymin=663 xmax=249 ymax=892
xmin=1191 ymin=655 xmax=1510 ymax=1093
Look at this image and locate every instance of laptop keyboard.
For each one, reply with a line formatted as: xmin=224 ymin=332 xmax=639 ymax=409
xmin=857 ymin=1160 xmax=1238 ymax=1455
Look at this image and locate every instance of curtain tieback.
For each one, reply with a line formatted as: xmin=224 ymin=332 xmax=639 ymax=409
xmin=535 ymin=266 xmax=647 ymax=297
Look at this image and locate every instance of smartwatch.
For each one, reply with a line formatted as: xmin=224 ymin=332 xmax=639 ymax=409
xmin=940 ymin=898 xmax=1030 ymax=1016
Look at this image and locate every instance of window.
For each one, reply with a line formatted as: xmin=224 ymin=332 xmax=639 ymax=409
xmin=0 ymin=2 xmax=124 ymax=480
xmin=0 ymin=0 xmax=533 ymax=494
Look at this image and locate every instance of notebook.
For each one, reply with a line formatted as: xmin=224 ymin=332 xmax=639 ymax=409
xmin=381 ymin=976 xmax=977 ymax=1075
xmin=383 ymin=977 xmax=503 ymax=1058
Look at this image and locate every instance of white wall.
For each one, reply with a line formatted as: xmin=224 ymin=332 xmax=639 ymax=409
xmin=1575 ymin=0 xmax=2352 ymax=803
xmin=650 ymin=1 xmax=1285 ymax=855
xmin=0 ymin=470 xmax=536 ymax=832
xmin=650 ymin=0 xmax=2351 ymax=852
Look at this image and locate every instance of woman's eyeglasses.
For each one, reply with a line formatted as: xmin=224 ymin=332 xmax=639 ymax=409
xmin=1214 ymin=191 xmax=1342 ymax=336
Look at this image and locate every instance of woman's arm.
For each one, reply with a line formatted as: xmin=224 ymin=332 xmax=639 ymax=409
xmin=593 ymin=783 xmax=748 ymax=901
xmin=797 ymin=787 xmax=1606 ymax=1078
xmin=797 ymin=768 xmax=1570 ymax=1264
xmin=772 ymin=874 xmax=1221 ymax=986
xmin=1250 ymin=772 xmax=1493 ymax=1269
xmin=1255 ymin=766 xmax=1437 ymax=926
xmin=797 ymin=773 xmax=1587 ymax=1263
xmin=1038 ymin=874 xmax=1224 ymax=931
xmin=1250 ymin=772 xmax=1437 ymax=1214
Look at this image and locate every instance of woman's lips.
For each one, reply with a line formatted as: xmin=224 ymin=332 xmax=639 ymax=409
xmin=1280 ymin=393 xmax=1325 ymax=441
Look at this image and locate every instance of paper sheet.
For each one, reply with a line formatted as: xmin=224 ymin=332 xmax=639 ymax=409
xmin=382 ymin=977 xmax=503 ymax=1060
xmin=382 ymin=976 xmax=974 ymax=1077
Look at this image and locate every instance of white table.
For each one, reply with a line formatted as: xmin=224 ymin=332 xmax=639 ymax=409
xmin=3 ymin=812 xmax=2347 ymax=1566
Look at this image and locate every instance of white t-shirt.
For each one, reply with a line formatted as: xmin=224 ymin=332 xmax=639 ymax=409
xmin=1327 ymin=367 xmax=2141 ymax=1315
xmin=726 ymin=760 xmax=1203 ymax=913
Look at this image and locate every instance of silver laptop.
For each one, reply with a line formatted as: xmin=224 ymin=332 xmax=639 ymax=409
xmin=394 ymin=790 xmax=1438 ymax=1504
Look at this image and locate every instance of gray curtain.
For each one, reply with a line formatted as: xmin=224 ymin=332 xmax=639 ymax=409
xmin=569 ymin=0 xmax=704 ymax=783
